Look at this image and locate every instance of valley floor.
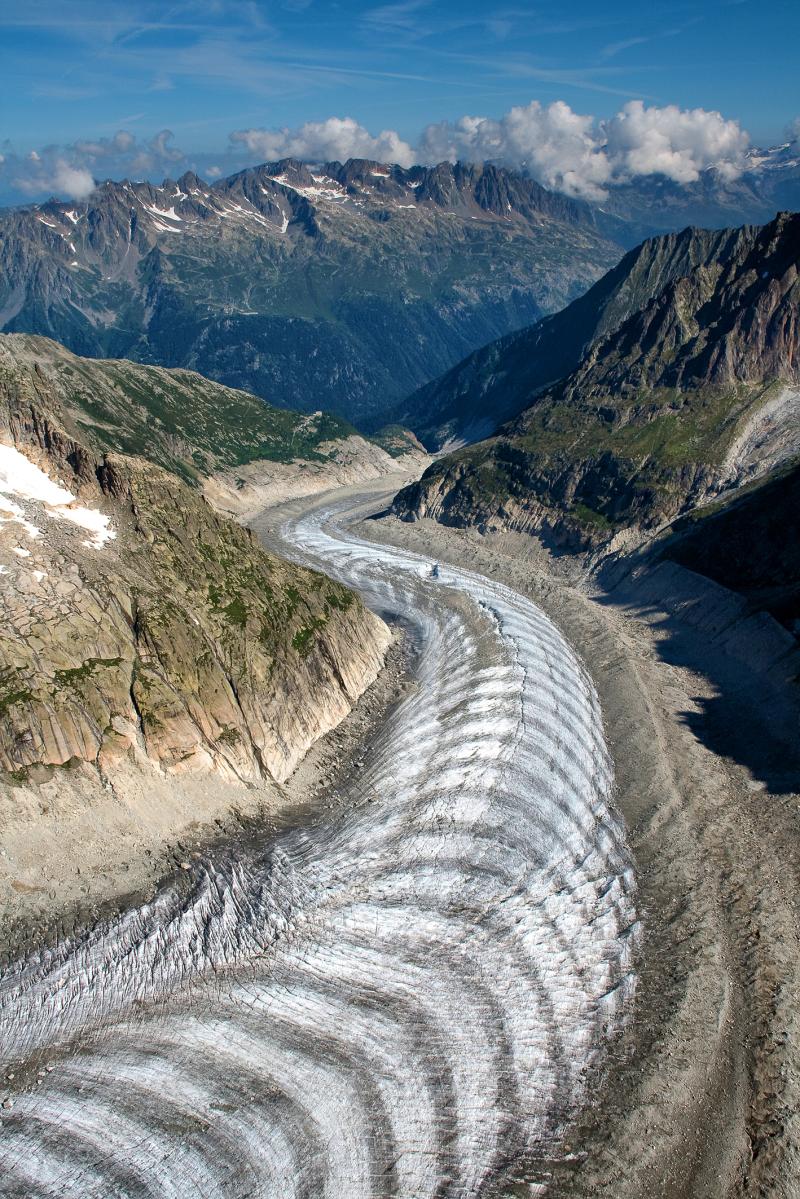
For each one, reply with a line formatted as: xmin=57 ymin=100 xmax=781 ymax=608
xmin=361 ymin=504 xmax=800 ymax=1199
xmin=2 ymin=476 xmax=798 ymax=1197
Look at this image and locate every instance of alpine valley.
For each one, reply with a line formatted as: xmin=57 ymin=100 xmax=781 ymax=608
xmin=3 ymin=132 xmax=800 ymax=1199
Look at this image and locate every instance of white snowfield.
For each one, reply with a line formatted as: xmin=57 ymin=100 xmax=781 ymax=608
xmin=0 ymin=443 xmax=114 ymax=548
xmin=0 ymin=498 xmax=637 ymax=1198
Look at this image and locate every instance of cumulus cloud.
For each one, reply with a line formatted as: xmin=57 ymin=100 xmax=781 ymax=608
xmin=228 ymin=101 xmax=751 ymax=200
xmin=230 ymin=117 xmax=416 ymax=168
xmin=604 ymin=101 xmax=749 ymax=184
xmin=0 ymin=100 xmax=757 ymax=207
xmin=1 ymin=129 xmax=194 ymax=204
xmin=417 ymin=99 xmax=750 ymax=197
xmin=51 ymin=161 xmax=96 ymax=199
xmin=14 ymin=157 xmax=95 ymax=200
xmin=418 ymin=101 xmax=612 ymax=200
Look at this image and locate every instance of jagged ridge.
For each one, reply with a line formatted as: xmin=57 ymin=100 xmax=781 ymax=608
xmin=394 ymin=212 xmax=800 ymax=548
xmin=0 ymin=159 xmax=621 ymax=426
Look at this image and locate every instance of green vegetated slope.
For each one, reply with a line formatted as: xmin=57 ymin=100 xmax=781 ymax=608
xmin=3 ymin=333 xmax=360 ymax=483
xmin=0 ymin=336 xmax=388 ymax=785
xmin=394 ymin=211 xmax=800 ymax=549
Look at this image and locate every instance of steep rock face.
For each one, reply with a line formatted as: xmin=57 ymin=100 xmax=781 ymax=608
xmin=0 ymin=159 xmax=621 ymax=427
xmin=392 ymin=222 xmax=759 ymax=449
xmin=394 ymin=212 xmax=800 ymax=549
xmin=0 ymin=342 xmax=390 ymax=785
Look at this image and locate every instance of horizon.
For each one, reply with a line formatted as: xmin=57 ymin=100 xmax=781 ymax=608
xmin=4 ymin=126 xmax=800 ymax=214
xmin=2 ymin=0 xmax=799 ymax=207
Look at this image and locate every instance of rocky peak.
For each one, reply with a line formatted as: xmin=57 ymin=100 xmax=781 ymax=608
xmin=392 ymin=211 xmax=800 ymax=550
xmin=392 ymin=216 xmax=781 ymax=450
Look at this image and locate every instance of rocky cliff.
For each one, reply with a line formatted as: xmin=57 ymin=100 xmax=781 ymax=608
xmin=394 ymin=212 xmax=800 ymax=550
xmin=391 ymin=221 xmax=762 ymax=449
xmin=0 ymin=339 xmax=390 ymax=786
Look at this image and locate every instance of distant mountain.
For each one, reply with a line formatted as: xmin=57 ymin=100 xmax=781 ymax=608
xmin=0 ymin=158 xmax=621 ymax=428
xmin=393 ymin=211 xmax=800 ymax=550
xmin=592 ymin=142 xmax=800 ymax=246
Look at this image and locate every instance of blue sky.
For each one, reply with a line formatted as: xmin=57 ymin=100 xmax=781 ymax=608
xmin=1 ymin=0 xmax=798 ymax=203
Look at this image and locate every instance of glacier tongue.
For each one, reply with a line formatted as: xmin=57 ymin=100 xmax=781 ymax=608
xmin=0 ymin=493 xmax=637 ymax=1198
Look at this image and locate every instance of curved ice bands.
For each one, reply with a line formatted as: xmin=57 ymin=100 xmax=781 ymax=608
xmin=0 ymin=500 xmax=638 ymax=1197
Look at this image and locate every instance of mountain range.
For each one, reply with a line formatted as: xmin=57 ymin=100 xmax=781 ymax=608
xmin=592 ymin=141 xmax=800 ymax=246
xmin=0 ymin=159 xmax=621 ymax=428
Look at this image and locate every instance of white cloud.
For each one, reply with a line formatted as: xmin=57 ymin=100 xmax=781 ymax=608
xmin=4 ymin=129 xmax=191 ymax=202
xmin=604 ymin=101 xmax=749 ymax=185
xmin=231 ymin=102 xmax=748 ymax=201
xmin=417 ymin=99 xmax=750 ymax=197
xmin=418 ymin=100 xmax=612 ymax=200
xmin=230 ymin=116 xmax=416 ymax=167
xmin=1 ymin=100 xmax=758 ymax=207
xmin=51 ymin=160 xmax=95 ymax=199
xmin=15 ymin=157 xmax=95 ymax=200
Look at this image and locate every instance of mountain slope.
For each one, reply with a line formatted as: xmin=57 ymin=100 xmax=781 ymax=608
xmin=0 ymin=337 xmax=390 ymax=786
xmin=392 ymin=222 xmax=761 ymax=449
xmin=654 ymin=456 xmax=800 ymax=631
xmin=0 ymin=159 xmax=622 ymax=427
xmin=0 ymin=332 xmax=428 ymax=493
xmin=394 ymin=211 xmax=800 ymax=548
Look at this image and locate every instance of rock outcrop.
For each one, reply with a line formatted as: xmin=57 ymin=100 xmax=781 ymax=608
xmin=394 ymin=212 xmax=800 ymax=550
xmin=0 ymin=338 xmax=390 ymax=785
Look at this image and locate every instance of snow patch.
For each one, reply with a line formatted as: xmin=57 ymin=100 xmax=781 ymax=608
xmin=142 ymin=204 xmax=183 ymax=222
xmin=0 ymin=444 xmax=115 ymax=549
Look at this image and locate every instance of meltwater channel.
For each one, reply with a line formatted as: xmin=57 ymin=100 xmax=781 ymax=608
xmin=0 ymin=495 xmax=638 ymax=1197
